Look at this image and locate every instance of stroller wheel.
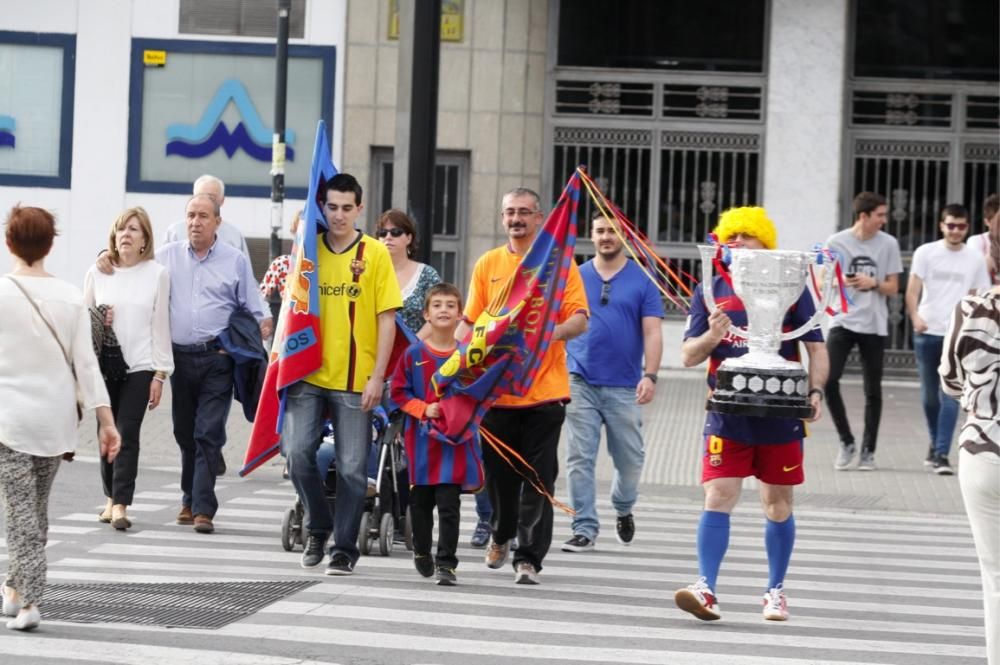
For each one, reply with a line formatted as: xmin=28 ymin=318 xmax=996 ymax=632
xmin=281 ymin=507 xmax=297 ymax=552
xmin=403 ymin=505 xmax=413 ymax=551
xmin=358 ymin=511 xmax=373 ymax=556
xmin=378 ymin=512 xmax=395 ymax=556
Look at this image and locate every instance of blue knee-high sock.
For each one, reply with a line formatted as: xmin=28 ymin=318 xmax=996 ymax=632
xmin=696 ymin=511 xmax=730 ymax=591
xmin=765 ymin=515 xmax=795 ymax=589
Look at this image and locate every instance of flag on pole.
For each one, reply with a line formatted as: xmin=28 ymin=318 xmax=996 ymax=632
xmin=240 ymin=121 xmax=335 ymax=476
xmin=425 ymin=169 xmax=583 ymax=445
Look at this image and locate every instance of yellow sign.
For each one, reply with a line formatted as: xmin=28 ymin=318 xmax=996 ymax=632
xmin=388 ymin=0 xmax=464 ymax=43
xmin=143 ymin=50 xmax=167 ymax=67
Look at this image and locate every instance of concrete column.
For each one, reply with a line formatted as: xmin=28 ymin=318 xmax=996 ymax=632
xmin=762 ymin=0 xmax=849 ymax=251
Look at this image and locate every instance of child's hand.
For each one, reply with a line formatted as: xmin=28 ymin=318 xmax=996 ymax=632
xmin=425 ymin=403 xmax=441 ymax=419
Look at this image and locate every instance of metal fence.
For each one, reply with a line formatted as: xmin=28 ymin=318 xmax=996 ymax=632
xmin=847 ymin=80 xmax=999 ymax=368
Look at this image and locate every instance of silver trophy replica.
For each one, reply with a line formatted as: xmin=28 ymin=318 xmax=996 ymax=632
xmin=697 ymin=245 xmax=838 ymax=418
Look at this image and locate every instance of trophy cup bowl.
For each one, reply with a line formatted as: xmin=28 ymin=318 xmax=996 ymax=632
xmin=697 ymin=245 xmax=834 ymax=419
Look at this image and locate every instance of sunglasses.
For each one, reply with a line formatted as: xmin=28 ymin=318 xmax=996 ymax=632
xmin=600 ymin=281 xmax=611 ymax=306
xmin=943 ymin=222 xmax=968 ymax=231
xmin=376 ymin=227 xmax=406 ymax=238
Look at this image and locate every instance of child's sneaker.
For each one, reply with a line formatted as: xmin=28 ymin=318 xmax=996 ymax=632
xmin=435 ymin=566 xmax=457 ymax=586
xmin=762 ymin=585 xmax=789 ymax=621
xmin=674 ymin=577 xmax=721 ymax=621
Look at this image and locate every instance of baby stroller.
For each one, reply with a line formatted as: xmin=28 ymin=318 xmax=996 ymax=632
xmin=357 ymin=409 xmax=412 ymax=556
xmin=280 ymin=407 xmax=412 ymax=556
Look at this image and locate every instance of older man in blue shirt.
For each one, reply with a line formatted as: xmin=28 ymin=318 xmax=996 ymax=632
xmin=158 ymin=194 xmax=271 ymax=533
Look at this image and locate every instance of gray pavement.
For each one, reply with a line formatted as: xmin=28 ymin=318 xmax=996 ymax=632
xmin=81 ymin=368 xmax=966 ymax=516
xmin=0 ymin=369 xmax=985 ymax=664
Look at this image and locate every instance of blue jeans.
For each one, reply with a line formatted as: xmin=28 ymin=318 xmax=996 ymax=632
xmin=565 ymin=375 xmax=645 ymax=540
xmin=474 ymin=488 xmax=492 ymax=523
xmin=170 ymin=349 xmax=233 ymax=517
xmin=284 ymin=382 xmax=369 ymax=563
xmin=914 ymin=333 xmax=960 ymax=457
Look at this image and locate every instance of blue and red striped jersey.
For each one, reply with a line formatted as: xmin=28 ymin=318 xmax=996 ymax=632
xmin=390 ymin=341 xmax=485 ymax=490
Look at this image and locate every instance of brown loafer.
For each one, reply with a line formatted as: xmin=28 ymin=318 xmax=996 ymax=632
xmin=176 ymin=506 xmax=194 ymax=525
xmin=111 ymin=505 xmax=131 ymax=531
xmin=193 ymin=514 xmax=214 ymax=534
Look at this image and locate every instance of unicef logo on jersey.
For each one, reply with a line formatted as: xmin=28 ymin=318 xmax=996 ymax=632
xmin=320 ymin=283 xmax=362 ymax=299
xmin=0 ymin=115 xmax=14 ymax=149
xmin=164 ymin=80 xmax=296 ymax=162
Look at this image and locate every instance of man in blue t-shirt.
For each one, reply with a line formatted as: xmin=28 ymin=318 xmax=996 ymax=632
xmin=562 ymin=212 xmax=664 ymax=552
xmin=674 ymin=207 xmax=828 ymax=624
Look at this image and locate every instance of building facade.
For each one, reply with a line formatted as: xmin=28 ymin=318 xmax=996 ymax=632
xmin=2 ymin=0 xmax=997 ymax=367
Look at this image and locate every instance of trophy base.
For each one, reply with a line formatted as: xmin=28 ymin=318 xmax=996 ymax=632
xmin=707 ymin=366 xmax=813 ymax=420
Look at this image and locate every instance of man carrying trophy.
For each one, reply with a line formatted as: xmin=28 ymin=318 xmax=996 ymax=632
xmin=674 ymin=207 xmax=830 ymax=623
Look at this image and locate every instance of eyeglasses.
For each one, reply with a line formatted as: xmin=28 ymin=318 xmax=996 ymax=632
xmin=502 ymin=208 xmax=540 ymax=218
xmin=944 ymin=222 xmax=968 ymax=231
xmin=376 ymin=227 xmax=406 ymax=238
xmin=600 ymin=281 xmax=611 ymax=306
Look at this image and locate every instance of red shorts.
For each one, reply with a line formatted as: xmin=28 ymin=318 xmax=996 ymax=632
xmin=701 ymin=435 xmax=804 ymax=485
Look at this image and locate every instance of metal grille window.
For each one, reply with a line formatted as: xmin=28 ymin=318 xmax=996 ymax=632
xmin=546 ymin=72 xmax=764 ymax=320
xmin=369 ymin=148 xmax=469 ymax=287
xmin=845 ymin=0 xmax=999 ymax=370
xmin=179 ymin=0 xmax=306 ymax=39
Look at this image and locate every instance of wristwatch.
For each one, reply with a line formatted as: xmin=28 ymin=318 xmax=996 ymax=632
xmin=643 ymin=372 xmax=658 ymax=384
xmin=808 ymin=387 xmax=824 ymax=401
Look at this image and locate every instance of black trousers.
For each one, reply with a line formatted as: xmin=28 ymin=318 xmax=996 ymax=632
xmin=170 ymin=350 xmax=233 ymax=517
xmin=101 ymin=370 xmax=154 ymax=505
xmin=409 ymin=483 xmax=461 ymax=569
xmin=826 ymin=326 xmax=885 ymax=453
xmin=481 ymin=402 xmax=565 ymax=572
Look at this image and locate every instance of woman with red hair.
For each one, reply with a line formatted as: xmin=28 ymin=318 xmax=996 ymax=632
xmin=0 ymin=205 xmax=121 ymax=631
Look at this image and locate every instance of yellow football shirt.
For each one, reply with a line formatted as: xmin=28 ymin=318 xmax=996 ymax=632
xmin=306 ymin=231 xmax=402 ymax=392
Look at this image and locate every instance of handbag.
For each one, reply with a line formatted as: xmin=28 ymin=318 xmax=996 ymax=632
xmin=5 ymin=275 xmax=85 ymax=422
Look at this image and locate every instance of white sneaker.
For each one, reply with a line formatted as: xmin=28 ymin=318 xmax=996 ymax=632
xmin=674 ymin=576 xmax=721 ymax=621
xmin=857 ymin=450 xmax=876 ymax=471
xmin=834 ymin=443 xmax=856 ymax=470
xmin=6 ymin=605 xmax=39 ymax=631
xmin=762 ymin=585 xmax=789 ymax=621
xmin=514 ymin=561 xmax=539 ymax=585
xmin=2 ymin=585 xmax=21 ymax=617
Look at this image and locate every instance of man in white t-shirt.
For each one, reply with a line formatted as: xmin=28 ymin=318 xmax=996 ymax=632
xmin=905 ymin=203 xmax=991 ymax=475
xmin=967 ymin=194 xmax=998 ymax=285
xmin=163 ymin=175 xmax=250 ymax=256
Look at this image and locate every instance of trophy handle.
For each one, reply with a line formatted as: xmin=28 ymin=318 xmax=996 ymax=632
xmin=780 ymin=257 xmax=836 ymax=341
xmin=697 ymin=244 xmax=749 ymax=340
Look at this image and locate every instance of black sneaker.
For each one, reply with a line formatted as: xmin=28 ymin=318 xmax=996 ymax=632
xmin=413 ymin=554 xmax=434 ymax=578
xmin=300 ymin=534 xmax=328 ymax=568
xmin=561 ymin=534 xmax=595 ymax=552
xmin=325 ymin=553 xmax=355 ymax=576
xmin=435 ymin=566 xmax=457 ymax=586
xmin=923 ymin=445 xmax=935 ymax=467
xmin=932 ymin=455 xmax=954 ymax=475
xmin=616 ymin=513 xmax=635 ymax=545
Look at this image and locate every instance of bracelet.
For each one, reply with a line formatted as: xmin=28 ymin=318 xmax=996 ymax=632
xmin=808 ymin=387 xmax=824 ymax=401
xmin=152 ymin=375 xmax=165 ymax=384
xmin=643 ymin=372 xmax=658 ymax=384
xmin=153 ymin=370 xmax=167 ymax=380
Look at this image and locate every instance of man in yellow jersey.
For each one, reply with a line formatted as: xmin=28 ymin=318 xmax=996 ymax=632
xmin=283 ymin=173 xmax=402 ymax=576
xmin=458 ymin=187 xmax=589 ymax=585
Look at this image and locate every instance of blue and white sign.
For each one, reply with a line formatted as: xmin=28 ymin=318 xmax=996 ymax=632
xmin=127 ymin=39 xmax=335 ymax=198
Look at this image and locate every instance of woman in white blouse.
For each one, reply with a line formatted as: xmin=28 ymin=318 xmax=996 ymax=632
xmin=940 ymin=216 xmax=1000 ymax=665
xmin=84 ymin=207 xmax=172 ymax=531
xmin=1 ymin=206 xmax=121 ymax=631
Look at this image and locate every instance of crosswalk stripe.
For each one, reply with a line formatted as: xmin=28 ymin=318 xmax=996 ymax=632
xmin=32 ymin=479 xmax=984 ymax=665
xmin=91 ymin=620 xmax=965 ymax=665
xmin=0 ymin=635 xmax=337 ymax=665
